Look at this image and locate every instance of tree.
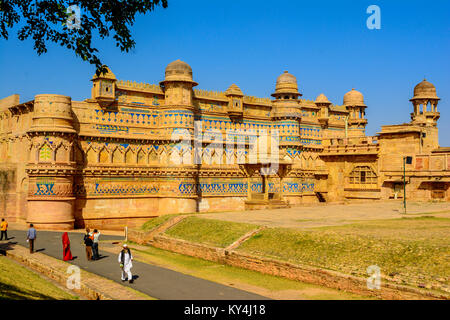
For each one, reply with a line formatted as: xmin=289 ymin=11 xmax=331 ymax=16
xmin=0 ymin=0 xmax=168 ymax=74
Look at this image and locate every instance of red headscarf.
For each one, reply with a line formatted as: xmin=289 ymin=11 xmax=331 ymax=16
xmin=62 ymin=232 xmax=73 ymax=261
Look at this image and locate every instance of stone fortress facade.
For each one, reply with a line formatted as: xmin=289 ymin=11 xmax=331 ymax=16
xmin=0 ymin=60 xmax=448 ymax=230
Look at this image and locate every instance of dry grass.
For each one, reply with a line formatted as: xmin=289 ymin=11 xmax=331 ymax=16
xmin=238 ymin=216 xmax=450 ymax=291
xmin=164 ymin=216 xmax=258 ymax=248
xmin=127 ymin=244 xmax=372 ymax=300
xmin=0 ymin=256 xmax=78 ymax=300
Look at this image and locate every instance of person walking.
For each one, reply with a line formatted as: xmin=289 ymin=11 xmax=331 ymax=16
xmin=91 ymin=229 xmax=100 ymax=260
xmin=61 ymin=232 xmax=73 ymax=261
xmin=83 ymin=228 xmax=93 ymax=261
xmin=118 ymin=244 xmax=133 ymax=283
xmin=0 ymin=218 xmax=8 ymax=241
xmin=26 ymin=224 xmax=37 ymax=253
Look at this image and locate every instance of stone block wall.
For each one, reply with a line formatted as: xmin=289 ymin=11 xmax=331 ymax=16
xmin=146 ymin=234 xmax=444 ymax=300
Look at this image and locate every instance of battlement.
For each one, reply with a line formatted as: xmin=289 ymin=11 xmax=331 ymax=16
xmin=116 ymin=80 xmax=164 ymax=94
xmin=243 ymin=96 xmax=272 ymax=106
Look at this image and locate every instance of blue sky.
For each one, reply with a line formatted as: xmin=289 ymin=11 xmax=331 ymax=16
xmin=1 ymin=0 xmax=449 ymax=145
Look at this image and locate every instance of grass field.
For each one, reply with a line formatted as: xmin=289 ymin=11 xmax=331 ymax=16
xmin=238 ymin=216 xmax=449 ymax=290
xmin=165 ymin=216 xmax=258 ymax=248
xmin=159 ymin=215 xmax=449 ymax=292
xmin=140 ymin=213 xmax=181 ymax=231
xmin=127 ymin=244 xmax=372 ymax=300
xmin=0 ymin=256 xmax=78 ymax=300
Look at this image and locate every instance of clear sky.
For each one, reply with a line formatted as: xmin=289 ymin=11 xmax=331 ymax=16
xmin=1 ymin=0 xmax=449 ymax=145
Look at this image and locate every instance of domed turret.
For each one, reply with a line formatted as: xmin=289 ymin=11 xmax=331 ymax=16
xmin=315 ymin=93 xmax=331 ymax=105
xmin=315 ymin=94 xmax=331 ymax=128
xmin=225 ymin=84 xmax=244 ymax=120
xmin=411 ymin=79 xmax=439 ymax=101
xmin=343 ymin=88 xmax=365 ymax=107
xmin=410 ymin=79 xmax=440 ymax=126
xmin=270 ymin=71 xmax=301 ymax=148
xmin=161 ymin=59 xmax=198 ymax=85
xmin=271 ymin=71 xmax=301 ymax=98
xmin=160 ymin=59 xmax=197 ymax=109
xmin=225 ymin=84 xmax=244 ymax=97
xmin=343 ymin=88 xmax=367 ymax=137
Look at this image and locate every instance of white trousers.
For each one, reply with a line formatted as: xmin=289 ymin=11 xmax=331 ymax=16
xmin=121 ymin=267 xmax=132 ymax=281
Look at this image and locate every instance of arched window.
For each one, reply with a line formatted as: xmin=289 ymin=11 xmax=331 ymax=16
xmin=349 ymin=166 xmax=377 ymax=184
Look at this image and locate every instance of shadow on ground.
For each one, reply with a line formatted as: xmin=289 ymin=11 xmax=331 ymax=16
xmin=0 ymin=282 xmax=61 ymax=300
xmin=0 ymin=241 xmax=18 ymax=255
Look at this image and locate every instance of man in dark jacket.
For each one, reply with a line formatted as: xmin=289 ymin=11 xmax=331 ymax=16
xmin=84 ymin=228 xmax=93 ymax=261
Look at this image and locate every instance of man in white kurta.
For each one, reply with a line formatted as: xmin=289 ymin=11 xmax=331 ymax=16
xmin=118 ymin=244 xmax=133 ymax=283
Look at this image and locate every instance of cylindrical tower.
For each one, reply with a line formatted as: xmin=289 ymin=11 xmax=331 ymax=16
xmin=270 ymin=71 xmax=302 ymax=148
xmin=159 ymin=59 xmax=198 ymax=138
xmin=26 ymin=94 xmax=77 ymax=230
xmin=343 ymin=88 xmax=367 ymax=137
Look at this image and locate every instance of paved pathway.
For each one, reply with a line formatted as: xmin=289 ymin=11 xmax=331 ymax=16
xmin=4 ymin=229 xmax=268 ymax=300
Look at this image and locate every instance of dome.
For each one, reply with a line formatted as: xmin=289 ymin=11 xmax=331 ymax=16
xmin=277 ymin=71 xmax=297 ymax=85
xmin=225 ymin=84 xmax=244 ymax=96
xmin=91 ymin=66 xmax=116 ymax=81
xmin=343 ymin=88 xmax=365 ymax=106
xmin=315 ymin=93 xmax=331 ymax=104
xmin=411 ymin=79 xmax=439 ymax=100
xmin=272 ymin=71 xmax=301 ymax=97
xmin=162 ymin=59 xmax=198 ymax=85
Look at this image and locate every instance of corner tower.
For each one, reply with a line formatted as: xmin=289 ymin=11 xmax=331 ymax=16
xmin=26 ymin=94 xmax=77 ymax=230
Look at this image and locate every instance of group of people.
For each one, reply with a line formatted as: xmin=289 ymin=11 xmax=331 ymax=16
xmin=83 ymin=228 xmax=101 ymax=261
xmin=80 ymin=228 xmax=134 ymax=282
xmin=1 ymin=219 xmax=134 ymax=283
xmin=61 ymin=226 xmax=134 ymax=283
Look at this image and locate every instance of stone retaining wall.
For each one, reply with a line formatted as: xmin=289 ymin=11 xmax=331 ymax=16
xmin=1 ymin=244 xmax=148 ymax=300
xmin=146 ymin=234 xmax=447 ymax=300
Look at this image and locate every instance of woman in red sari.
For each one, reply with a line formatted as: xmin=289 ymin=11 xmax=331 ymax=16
xmin=62 ymin=232 xmax=73 ymax=261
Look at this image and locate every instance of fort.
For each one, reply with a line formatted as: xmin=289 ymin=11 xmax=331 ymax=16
xmin=0 ymin=60 xmax=448 ymax=230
